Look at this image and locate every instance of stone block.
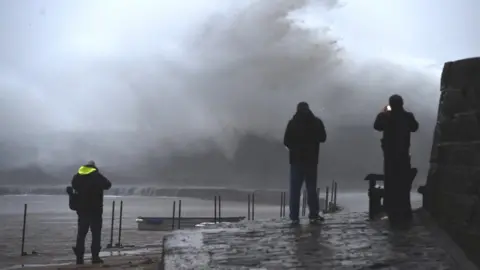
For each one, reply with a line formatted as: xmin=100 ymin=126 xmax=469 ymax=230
xmin=438 ymin=88 xmax=472 ymax=117
xmin=426 ymin=165 xmax=472 ymax=195
xmin=425 ymin=164 xmax=461 ymax=217
xmin=437 ymin=112 xmax=480 ymax=142
xmin=436 ymin=141 xmax=480 ymax=166
xmin=430 ymin=191 xmax=473 ymax=230
xmin=441 ymin=57 xmax=480 ymax=89
xmin=461 ymin=86 xmax=480 ymax=110
xmin=449 ymin=228 xmax=480 ymax=268
xmin=429 ymin=124 xmax=441 ymax=163
xmin=425 ymin=164 xmax=480 ymax=220
xmin=427 ymin=57 xmax=480 ymax=269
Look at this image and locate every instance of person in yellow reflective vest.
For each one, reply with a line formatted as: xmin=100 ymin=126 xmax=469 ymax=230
xmin=71 ymin=160 xmax=111 ymax=265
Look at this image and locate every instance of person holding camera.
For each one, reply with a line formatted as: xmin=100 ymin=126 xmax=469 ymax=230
xmin=68 ymin=160 xmax=111 ymax=265
xmin=374 ymin=94 xmax=419 ymax=227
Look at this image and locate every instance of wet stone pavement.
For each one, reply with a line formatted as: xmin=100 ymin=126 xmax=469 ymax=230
xmin=163 ymin=212 xmax=464 ymax=270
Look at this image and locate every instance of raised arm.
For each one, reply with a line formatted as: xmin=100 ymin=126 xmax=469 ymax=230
xmin=71 ymin=174 xmax=80 ymax=191
xmin=97 ymin=173 xmax=112 ymax=190
xmin=407 ymin=112 xmax=419 ymax=132
xmin=316 ymin=118 xmax=327 ymax=143
xmin=373 ymin=112 xmax=386 ymax=131
xmin=283 ymin=120 xmax=294 ymax=149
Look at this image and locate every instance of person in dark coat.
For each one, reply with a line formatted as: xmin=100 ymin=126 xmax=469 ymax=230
xmin=374 ymin=94 xmax=419 ymax=227
xmin=71 ymin=160 xmax=111 ymax=265
xmin=284 ymin=102 xmax=327 ymax=224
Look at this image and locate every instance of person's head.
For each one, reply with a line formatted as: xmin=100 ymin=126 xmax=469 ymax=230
xmin=388 ymin=94 xmax=404 ymax=111
xmin=296 ymin=101 xmax=311 ymax=114
xmin=86 ymin=160 xmax=96 ymax=167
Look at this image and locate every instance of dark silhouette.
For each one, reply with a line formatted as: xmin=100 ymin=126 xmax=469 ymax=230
xmin=284 ymin=102 xmax=327 ymax=224
xmin=374 ymin=94 xmax=418 ymax=227
xmin=70 ymin=161 xmax=111 ymax=265
xmin=66 ymin=186 xmax=78 ymax=211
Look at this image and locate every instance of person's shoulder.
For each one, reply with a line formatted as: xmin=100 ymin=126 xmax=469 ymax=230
xmin=403 ymin=111 xmax=415 ymax=117
xmin=286 ymin=119 xmax=294 ymax=127
xmin=314 ymin=116 xmax=324 ymax=123
xmin=72 ymin=173 xmax=80 ymax=180
xmin=92 ymin=169 xmax=105 ymax=178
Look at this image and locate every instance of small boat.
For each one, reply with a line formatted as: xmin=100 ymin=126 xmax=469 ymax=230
xmin=136 ymin=216 xmax=246 ymax=231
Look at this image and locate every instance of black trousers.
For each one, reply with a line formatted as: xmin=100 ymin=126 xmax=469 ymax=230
xmin=383 ymin=151 xmax=413 ymax=225
xmin=75 ymin=212 xmax=103 ymax=257
xmin=289 ymin=164 xmax=320 ymax=220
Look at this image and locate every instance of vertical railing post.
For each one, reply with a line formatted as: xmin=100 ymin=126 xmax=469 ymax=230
xmin=368 ymin=179 xmax=376 ymax=220
xmin=247 ymin=194 xmax=251 ymax=220
xmin=251 ymin=192 xmax=255 ymax=220
xmin=109 ymin=201 xmax=115 ymax=247
xmin=171 ymin=201 xmax=176 ymax=230
xmin=334 ymin=182 xmax=338 ymax=209
xmin=280 ymin=191 xmax=284 ymax=217
xmin=117 ymin=201 xmax=123 ymax=247
xmin=21 ymin=204 xmax=27 ymax=256
xmin=218 ymin=196 xmax=222 ymax=223
xmin=331 ymin=180 xmax=335 ymax=208
xmin=178 ymin=200 xmax=182 ymax=229
xmin=214 ymin=196 xmax=217 ymax=223
xmin=325 ymin=187 xmax=330 ymax=212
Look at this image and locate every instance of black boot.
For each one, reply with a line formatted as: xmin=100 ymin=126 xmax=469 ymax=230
xmin=91 ymin=255 xmax=104 ymax=264
xmin=72 ymin=247 xmax=84 ymax=265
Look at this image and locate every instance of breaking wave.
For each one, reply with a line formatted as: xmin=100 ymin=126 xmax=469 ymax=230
xmin=0 ymin=185 xmax=299 ymax=205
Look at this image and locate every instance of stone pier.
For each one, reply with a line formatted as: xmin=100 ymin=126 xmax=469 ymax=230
xmin=425 ymin=57 xmax=480 ymax=267
xmin=162 ymin=211 xmax=473 ymax=269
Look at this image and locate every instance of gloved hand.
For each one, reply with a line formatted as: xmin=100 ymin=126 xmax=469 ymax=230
xmin=66 ymin=186 xmax=74 ymax=195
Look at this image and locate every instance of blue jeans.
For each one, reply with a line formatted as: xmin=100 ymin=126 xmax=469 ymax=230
xmin=289 ymin=164 xmax=320 ymax=220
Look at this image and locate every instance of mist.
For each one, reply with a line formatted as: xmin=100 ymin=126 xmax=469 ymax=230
xmin=0 ymin=0 xmax=479 ymax=188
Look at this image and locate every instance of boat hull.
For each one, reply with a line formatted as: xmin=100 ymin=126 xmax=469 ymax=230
xmin=136 ymin=216 xmax=245 ymax=231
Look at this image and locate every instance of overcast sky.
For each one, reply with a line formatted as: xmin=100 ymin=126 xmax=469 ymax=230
xmin=0 ymin=0 xmax=478 ymax=166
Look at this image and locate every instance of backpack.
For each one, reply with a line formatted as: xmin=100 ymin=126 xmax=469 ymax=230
xmin=66 ymin=186 xmax=78 ymax=211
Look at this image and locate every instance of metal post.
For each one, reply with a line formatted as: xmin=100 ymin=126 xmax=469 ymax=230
xmin=368 ymin=180 xmax=375 ymax=220
xmin=247 ymin=194 xmax=251 ymax=220
xmin=316 ymin=187 xmax=321 ymax=211
xmin=109 ymin=201 xmax=115 ymax=247
xmin=280 ymin=191 xmax=284 ymax=217
xmin=117 ymin=201 xmax=123 ymax=247
xmin=178 ymin=200 xmax=182 ymax=229
xmin=334 ymin=182 xmax=338 ymax=208
xmin=171 ymin=201 xmax=176 ymax=230
xmin=218 ymin=196 xmax=221 ymax=223
xmin=325 ymin=187 xmax=329 ymax=212
xmin=331 ymin=180 xmax=335 ymax=205
xmin=282 ymin=192 xmax=286 ymax=217
xmin=214 ymin=196 xmax=217 ymax=223
xmin=252 ymin=192 xmax=255 ymax=220
xmin=21 ymin=204 xmax=27 ymax=256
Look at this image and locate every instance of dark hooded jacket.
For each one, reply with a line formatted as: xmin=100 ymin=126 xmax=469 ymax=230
xmin=71 ymin=165 xmax=112 ymax=214
xmin=283 ymin=110 xmax=327 ymax=165
xmin=373 ymin=109 xmax=419 ymax=155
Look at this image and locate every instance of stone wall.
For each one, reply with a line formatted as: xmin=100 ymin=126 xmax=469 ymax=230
xmin=425 ymin=57 xmax=480 ymax=267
